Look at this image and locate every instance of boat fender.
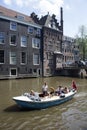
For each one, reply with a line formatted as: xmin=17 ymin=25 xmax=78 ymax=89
xmin=60 ymin=93 xmax=65 ymax=98
xmin=23 ymin=93 xmax=30 ymax=97
xmin=30 ymin=97 xmax=41 ymax=101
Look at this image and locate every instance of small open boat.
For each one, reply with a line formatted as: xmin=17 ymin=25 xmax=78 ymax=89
xmin=12 ymin=89 xmax=77 ymax=110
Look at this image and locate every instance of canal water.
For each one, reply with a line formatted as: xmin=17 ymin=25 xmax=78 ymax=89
xmin=0 ymin=76 xmax=87 ymax=130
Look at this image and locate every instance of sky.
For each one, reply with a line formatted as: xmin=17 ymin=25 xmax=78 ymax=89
xmin=0 ymin=0 xmax=87 ymax=37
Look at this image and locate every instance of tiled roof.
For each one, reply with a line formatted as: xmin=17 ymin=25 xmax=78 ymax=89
xmin=0 ymin=5 xmax=34 ymax=23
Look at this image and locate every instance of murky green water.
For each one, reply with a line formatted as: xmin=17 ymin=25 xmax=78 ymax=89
xmin=0 ymin=76 xmax=87 ymax=130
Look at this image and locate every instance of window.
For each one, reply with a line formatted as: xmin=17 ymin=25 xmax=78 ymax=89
xmin=36 ymin=28 xmax=41 ymax=36
xmin=17 ymin=15 xmax=25 ymax=20
xmin=21 ymin=36 xmax=27 ymax=47
xmin=49 ymin=59 xmax=53 ymax=65
xmin=10 ymin=21 xmax=17 ymax=31
xmin=10 ymin=68 xmax=17 ymax=76
xmin=10 ymin=34 xmax=16 ymax=45
xmin=10 ymin=52 xmax=16 ymax=64
xmin=33 ymin=69 xmax=37 ymax=73
xmin=0 ymin=50 xmax=4 ymax=64
xmin=21 ymin=52 xmax=27 ymax=64
xmin=32 ymin=38 xmax=40 ymax=48
xmin=28 ymin=26 xmax=34 ymax=34
xmin=0 ymin=32 xmax=5 ymax=44
xmin=33 ymin=54 xmax=39 ymax=65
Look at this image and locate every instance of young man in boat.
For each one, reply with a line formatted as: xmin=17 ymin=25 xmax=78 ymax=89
xmin=42 ymin=82 xmax=48 ymax=96
xmin=55 ymin=86 xmax=64 ymax=95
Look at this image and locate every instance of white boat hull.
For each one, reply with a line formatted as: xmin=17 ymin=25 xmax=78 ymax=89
xmin=12 ymin=90 xmax=76 ymax=110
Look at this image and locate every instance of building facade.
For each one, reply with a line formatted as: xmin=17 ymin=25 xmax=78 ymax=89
xmin=31 ymin=8 xmax=63 ymax=77
xmin=62 ymin=36 xmax=80 ymax=66
xmin=0 ymin=6 xmax=42 ymax=78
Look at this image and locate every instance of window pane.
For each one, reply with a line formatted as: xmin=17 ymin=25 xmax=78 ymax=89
xmin=10 ymin=52 xmax=16 ymax=64
xmin=10 ymin=69 xmax=17 ymax=76
xmin=32 ymin=38 xmax=40 ymax=48
xmin=0 ymin=50 xmax=4 ymax=63
xmin=10 ymin=21 xmax=17 ymax=31
xmin=10 ymin=34 xmax=16 ymax=45
xmin=21 ymin=52 xmax=26 ymax=64
xmin=28 ymin=26 xmax=34 ymax=34
xmin=21 ymin=36 xmax=27 ymax=47
xmin=36 ymin=28 xmax=41 ymax=36
xmin=33 ymin=54 xmax=39 ymax=65
xmin=0 ymin=32 xmax=5 ymax=44
xmin=17 ymin=15 xmax=25 ymax=20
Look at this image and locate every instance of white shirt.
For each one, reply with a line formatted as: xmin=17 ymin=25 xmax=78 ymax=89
xmin=42 ymin=85 xmax=48 ymax=92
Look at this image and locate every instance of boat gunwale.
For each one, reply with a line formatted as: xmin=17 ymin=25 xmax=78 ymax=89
xmin=12 ymin=90 xmax=76 ymax=104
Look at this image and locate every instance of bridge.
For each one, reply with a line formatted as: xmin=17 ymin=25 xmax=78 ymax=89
xmin=63 ymin=65 xmax=87 ymax=71
xmin=55 ymin=65 xmax=87 ymax=77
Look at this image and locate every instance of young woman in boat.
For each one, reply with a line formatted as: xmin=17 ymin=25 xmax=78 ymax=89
xmin=71 ymin=80 xmax=77 ymax=90
xmin=63 ymin=87 xmax=69 ymax=93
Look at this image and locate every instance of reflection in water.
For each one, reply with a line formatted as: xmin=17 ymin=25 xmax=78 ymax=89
xmin=0 ymin=76 xmax=87 ymax=130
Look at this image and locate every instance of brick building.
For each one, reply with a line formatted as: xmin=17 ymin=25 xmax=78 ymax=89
xmin=0 ymin=6 xmax=42 ymax=78
xmin=0 ymin=5 xmax=64 ymax=79
xmin=31 ymin=8 xmax=63 ymax=76
xmin=62 ymin=36 xmax=80 ymax=66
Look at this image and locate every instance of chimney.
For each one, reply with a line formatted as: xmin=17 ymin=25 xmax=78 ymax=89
xmin=60 ymin=7 xmax=63 ymax=32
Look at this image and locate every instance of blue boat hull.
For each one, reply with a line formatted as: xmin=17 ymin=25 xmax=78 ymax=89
xmin=13 ymin=92 xmax=76 ymax=110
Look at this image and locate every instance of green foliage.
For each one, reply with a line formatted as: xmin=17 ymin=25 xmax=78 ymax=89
xmin=75 ymin=25 xmax=87 ymax=60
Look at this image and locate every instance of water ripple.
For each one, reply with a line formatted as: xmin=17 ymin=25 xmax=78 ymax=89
xmin=0 ymin=77 xmax=87 ymax=130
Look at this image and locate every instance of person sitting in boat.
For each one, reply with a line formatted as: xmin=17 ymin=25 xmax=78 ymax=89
xmin=63 ymin=87 xmax=69 ymax=94
xmin=30 ymin=90 xmax=41 ymax=101
xmin=71 ymin=80 xmax=77 ymax=91
xmin=30 ymin=90 xmax=35 ymax=96
xmin=55 ymin=86 xmax=64 ymax=95
xmin=42 ymin=82 xmax=48 ymax=96
xmin=50 ymin=87 xmax=55 ymax=95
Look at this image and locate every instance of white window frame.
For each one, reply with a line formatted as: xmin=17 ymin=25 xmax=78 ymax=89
xmin=10 ymin=68 xmax=17 ymax=76
xmin=10 ymin=52 xmax=16 ymax=65
xmin=33 ymin=53 xmax=40 ymax=65
xmin=10 ymin=21 xmax=17 ymax=31
xmin=20 ymin=52 xmax=27 ymax=65
xmin=17 ymin=15 xmax=25 ymax=20
xmin=28 ymin=26 xmax=34 ymax=34
xmin=32 ymin=38 xmax=40 ymax=49
xmin=21 ymin=36 xmax=27 ymax=47
xmin=10 ymin=34 xmax=17 ymax=46
xmin=0 ymin=32 xmax=5 ymax=44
